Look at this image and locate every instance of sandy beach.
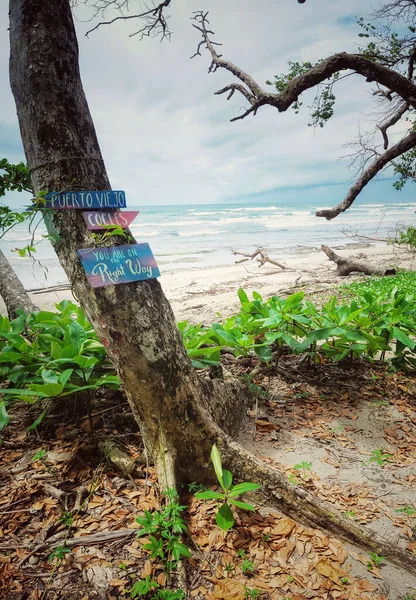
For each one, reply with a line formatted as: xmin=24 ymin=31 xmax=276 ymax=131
xmin=2 ymin=243 xmax=415 ymax=323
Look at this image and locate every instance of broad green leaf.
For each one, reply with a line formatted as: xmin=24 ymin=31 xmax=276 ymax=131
xmin=0 ymin=388 xmax=48 ymax=397
xmin=0 ymin=401 xmax=10 ymax=431
xmin=254 ymin=345 xmax=272 ymax=363
xmin=41 ymin=369 xmax=59 ymax=385
xmin=0 ymin=351 xmax=23 ymax=363
xmin=229 ymin=482 xmax=260 ymax=497
xmin=69 ymin=321 xmax=87 ymax=354
xmin=50 ymin=341 xmax=63 ymax=359
xmin=221 ymin=469 xmax=233 ymax=490
xmin=11 ymin=312 xmax=27 ymax=334
xmin=229 ymin=499 xmax=256 ymax=511
xmin=59 ymin=369 xmax=74 ymax=386
xmin=215 ymin=502 xmax=234 ymax=530
xmin=392 ymin=326 xmax=415 ymax=349
xmin=238 ymin=288 xmax=250 ymax=304
xmin=211 ymin=444 xmax=223 ymax=488
xmin=62 ymin=344 xmax=77 ymax=359
xmin=195 ymin=490 xmax=224 ymax=501
xmin=29 ymin=382 xmax=64 ymax=397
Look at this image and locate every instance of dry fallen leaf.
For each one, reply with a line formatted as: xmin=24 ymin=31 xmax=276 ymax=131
xmin=316 ymin=558 xmax=342 ymax=584
xmin=271 ymin=517 xmax=295 ymax=537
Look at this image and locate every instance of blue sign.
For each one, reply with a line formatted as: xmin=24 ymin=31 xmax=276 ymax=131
xmin=77 ymin=243 xmax=160 ymax=288
xmin=43 ymin=190 xmax=127 ymax=210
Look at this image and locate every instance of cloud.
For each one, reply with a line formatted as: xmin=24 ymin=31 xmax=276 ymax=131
xmin=1 ymin=0 xmax=407 ymax=208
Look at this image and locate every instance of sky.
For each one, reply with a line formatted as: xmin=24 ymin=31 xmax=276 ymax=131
xmin=1 ymin=0 xmax=415 ymax=209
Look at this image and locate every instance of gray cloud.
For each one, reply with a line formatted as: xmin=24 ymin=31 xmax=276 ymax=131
xmin=0 ymin=0 xmax=406 ymax=208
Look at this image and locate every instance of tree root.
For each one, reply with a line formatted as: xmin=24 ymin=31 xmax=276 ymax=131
xmin=219 ymin=437 xmax=416 ymax=574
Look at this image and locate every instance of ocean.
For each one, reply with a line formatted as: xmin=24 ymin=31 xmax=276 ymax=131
xmin=1 ymin=198 xmax=415 ymax=290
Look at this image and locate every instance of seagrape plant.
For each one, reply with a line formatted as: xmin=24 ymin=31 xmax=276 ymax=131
xmin=0 ymin=300 xmax=119 ymax=431
xmin=179 ymin=273 xmax=416 ymax=369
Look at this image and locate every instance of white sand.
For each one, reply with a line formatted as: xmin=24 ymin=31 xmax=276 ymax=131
xmin=2 ymin=244 xmax=415 ymax=323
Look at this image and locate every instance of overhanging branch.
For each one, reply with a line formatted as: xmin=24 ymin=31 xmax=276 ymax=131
xmin=316 ymin=129 xmax=416 ymax=220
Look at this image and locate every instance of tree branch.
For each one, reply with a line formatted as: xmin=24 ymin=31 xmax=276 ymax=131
xmin=192 ymin=12 xmax=416 ymax=123
xmin=377 ymin=101 xmax=410 ymax=149
xmin=316 ymin=129 xmax=416 ymax=219
xmin=85 ymin=0 xmax=172 ymax=38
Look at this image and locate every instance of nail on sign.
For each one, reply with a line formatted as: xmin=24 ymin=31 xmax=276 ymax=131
xmin=44 ymin=190 xmax=126 ymax=210
xmin=78 ymin=243 xmax=160 ymax=288
xmin=83 ymin=210 xmax=139 ymax=230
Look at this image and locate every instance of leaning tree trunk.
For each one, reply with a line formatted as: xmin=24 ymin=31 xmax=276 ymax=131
xmin=0 ymin=249 xmax=38 ymax=318
xmin=8 ymin=0 xmax=416 ymax=573
xmin=8 ymin=0 xmax=250 ymax=489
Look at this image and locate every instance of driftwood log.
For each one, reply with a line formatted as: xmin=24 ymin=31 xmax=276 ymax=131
xmin=232 ymin=248 xmax=287 ymax=270
xmin=321 ymin=245 xmax=396 ymax=277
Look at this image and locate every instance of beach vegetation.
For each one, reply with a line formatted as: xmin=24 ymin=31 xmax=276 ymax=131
xmin=0 ymin=301 xmax=119 ymax=431
xmin=180 ymin=278 xmax=416 ymax=370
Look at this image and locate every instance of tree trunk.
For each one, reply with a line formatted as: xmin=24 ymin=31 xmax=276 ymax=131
xmin=8 ymin=0 xmax=416 ymax=572
xmin=8 ymin=0 xmax=250 ymax=489
xmin=321 ymin=245 xmax=396 ymax=276
xmin=0 ymin=248 xmax=38 ymax=318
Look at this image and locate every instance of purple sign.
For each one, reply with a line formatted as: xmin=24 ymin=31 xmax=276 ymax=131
xmin=77 ymin=243 xmax=160 ymax=288
xmin=44 ymin=190 xmax=126 ymax=210
xmin=83 ymin=210 xmax=139 ymax=230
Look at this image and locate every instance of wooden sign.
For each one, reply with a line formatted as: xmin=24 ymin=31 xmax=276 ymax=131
xmin=83 ymin=210 xmax=139 ymax=230
xmin=44 ymin=190 xmax=127 ymax=210
xmin=77 ymin=243 xmax=160 ymax=288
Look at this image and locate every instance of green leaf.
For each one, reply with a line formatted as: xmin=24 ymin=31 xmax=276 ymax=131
xmin=50 ymin=341 xmax=63 ymax=360
xmin=221 ymin=469 xmax=233 ymax=490
xmin=195 ymin=490 xmax=224 ymax=501
xmin=215 ymin=503 xmax=234 ymax=530
xmin=254 ymin=345 xmax=272 ymax=363
xmin=10 ymin=312 xmax=26 ymax=334
xmin=29 ymin=382 xmax=64 ymax=397
xmin=229 ymin=482 xmax=260 ymax=497
xmin=0 ymin=401 xmax=10 ymax=431
xmin=238 ymin=288 xmax=250 ymax=304
xmin=0 ymin=351 xmax=23 ymax=363
xmin=211 ymin=444 xmax=223 ymax=488
xmin=58 ymin=369 xmax=74 ymax=386
xmin=0 ymin=388 xmax=48 ymax=398
xmin=229 ymin=499 xmax=256 ymax=511
xmin=27 ymin=408 xmax=48 ymax=432
xmin=41 ymin=369 xmax=59 ymax=385
xmin=69 ymin=321 xmax=87 ymax=354
xmin=392 ymin=326 xmax=415 ymax=349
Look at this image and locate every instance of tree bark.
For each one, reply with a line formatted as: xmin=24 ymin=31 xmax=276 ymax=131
xmin=0 ymin=248 xmax=38 ymax=318
xmin=8 ymin=0 xmax=416 ymax=571
xmin=321 ymin=245 xmax=396 ymax=276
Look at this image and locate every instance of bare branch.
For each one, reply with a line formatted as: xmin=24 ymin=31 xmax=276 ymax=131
xmin=377 ymin=101 xmax=410 ymax=149
xmin=85 ymin=0 xmax=172 ymax=39
xmin=316 ymin=129 xmax=416 ymax=220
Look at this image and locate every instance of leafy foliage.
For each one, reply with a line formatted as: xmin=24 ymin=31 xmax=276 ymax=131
xmin=0 ymin=158 xmax=32 ymax=196
xmin=135 ymin=488 xmax=191 ymax=574
xmin=266 ymin=60 xmax=339 ymax=126
xmin=180 ymin=276 xmax=416 ymax=371
xmin=195 ymin=444 xmax=260 ymax=531
xmin=0 ymin=301 xmax=119 ymax=430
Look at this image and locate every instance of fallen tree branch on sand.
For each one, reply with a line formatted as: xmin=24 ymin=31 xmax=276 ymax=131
xmin=321 ymin=245 xmax=396 ymax=277
xmin=232 ymin=248 xmax=287 ymax=270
